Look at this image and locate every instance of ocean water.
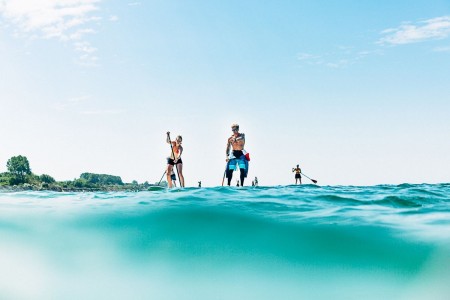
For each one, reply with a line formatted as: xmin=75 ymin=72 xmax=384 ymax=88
xmin=1 ymin=184 xmax=449 ymax=300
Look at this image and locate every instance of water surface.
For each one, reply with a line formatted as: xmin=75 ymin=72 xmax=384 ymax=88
xmin=1 ymin=184 xmax=449 ymax=299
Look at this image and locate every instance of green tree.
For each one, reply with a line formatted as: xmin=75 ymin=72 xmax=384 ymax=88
xmin=40 ymin=174 xmax=55 ymax=184
xmin=6 ymin=155 xmax=31 ymax=184
xmin=80 ymin=173 xmax=123 ymax=185
xmin=0 ymin=172 xmax=12 ymax=186
xmin=74 ymin=178 xmax=89 ymax=188
xmin=25 ymin=174 xmax=40 ymax=185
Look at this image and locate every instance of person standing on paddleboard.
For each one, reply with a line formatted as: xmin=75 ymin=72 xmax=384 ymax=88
xmin=292 ymin=164 xmax=302 ymax=185
xmin=225 ymin=124 xmax=249 ymax=186
xmin=166 ymin=132 xmax=184 ymax=188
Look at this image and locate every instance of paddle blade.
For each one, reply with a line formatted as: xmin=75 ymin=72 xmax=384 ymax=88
xmin=312 ymin=179 xmax=318 ymax=184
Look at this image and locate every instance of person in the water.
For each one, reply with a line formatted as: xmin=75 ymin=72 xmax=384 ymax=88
xmin=292 ymin=164 xmax=302 ymax=184
xmin=170 ymin=170 xmax=177 ymax=187
xmin=166 ymin=132 xmax=184 ymax=188
xmin=225 ymin=124 xmax=249 ymax=186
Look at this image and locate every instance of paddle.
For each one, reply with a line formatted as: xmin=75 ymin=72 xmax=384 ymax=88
xmin=221 ymin=168 xmax=226 ymax=186
xmin=167 ymin=132 xmax=182 ymax=187
xmin=301 ymin=172 xmax=317 ymax=184
xmin=157 ymin=170 xmax=166 ymax=186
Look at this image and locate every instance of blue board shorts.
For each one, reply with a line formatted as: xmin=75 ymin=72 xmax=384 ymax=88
xmin=227 ymin=156 xmax=249 ymax=177
xmin=227 ymin=157 xmax=247 ymax=170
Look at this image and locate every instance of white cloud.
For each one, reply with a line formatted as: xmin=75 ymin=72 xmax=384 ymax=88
xmin=297 ymin=48 xmax=381 ymax=69
xmin=297 ymin=52 xmax=320 ymax=61
xmin=0 ymin=0 xmax=102 ymax=64
xmin=74 ymin=40 xmax=98 ymax=66
xmin=74 ymin=41 xmax=96 ymax=54
xmin=69 ymin=28 xmax=96 ymax=40
xmin=0 ymin=0 xmax=101 ymax=40
xmin=379 ymin=16 xmax=450 ymax=45
xmin=109 ymin=15 xmax=118 ymax=22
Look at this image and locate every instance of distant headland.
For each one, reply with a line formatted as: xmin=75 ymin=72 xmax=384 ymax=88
xmin=0 ymin=155 xmax=165 ymax=192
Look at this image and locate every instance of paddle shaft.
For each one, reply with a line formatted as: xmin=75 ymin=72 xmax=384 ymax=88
xmin=167 ymin=133 xmax=182 ymax=187
xmin=301 ymin=172 xmax=317 ymax=184
xmin=221 ymin=169 xmax=226 ymax=186
xmin=157 ymin=170 xmax=166 ymax=186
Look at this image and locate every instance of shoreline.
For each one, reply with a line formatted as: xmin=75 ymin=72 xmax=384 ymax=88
xmin=0 ymin=184 xmax=165 ymax=193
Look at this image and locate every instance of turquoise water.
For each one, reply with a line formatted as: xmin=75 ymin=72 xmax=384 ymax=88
xmin=1 ymin=184 xmax=449 ymax=300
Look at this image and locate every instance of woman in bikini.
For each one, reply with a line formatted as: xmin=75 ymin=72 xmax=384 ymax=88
xmin=166 ymin=132 xmax=184 ymax=188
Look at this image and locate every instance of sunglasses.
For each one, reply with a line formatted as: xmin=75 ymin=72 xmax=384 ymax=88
xmin=231 ymin=128 xmax=239 ymax=131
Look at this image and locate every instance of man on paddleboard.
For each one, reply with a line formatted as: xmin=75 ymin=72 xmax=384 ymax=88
xmin=225 ymin=124 xmax=249 ymax=186
xmin=166 ymin=132 xmax=185 ymax=188
xmin=292 ymin=164 xmax=302 ymax=185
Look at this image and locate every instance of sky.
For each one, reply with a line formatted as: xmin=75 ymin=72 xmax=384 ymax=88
xmin=1 ymin=0 xmax=450 ymax=187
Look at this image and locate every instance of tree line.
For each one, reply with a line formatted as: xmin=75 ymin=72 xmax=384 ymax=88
xmin=0 ymin=155 xmax=162 ymax=191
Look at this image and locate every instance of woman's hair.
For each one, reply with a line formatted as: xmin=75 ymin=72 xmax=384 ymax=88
xmin=176 ymin=135 xmax=182 ymax=141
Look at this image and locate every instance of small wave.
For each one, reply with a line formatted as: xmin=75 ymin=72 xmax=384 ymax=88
xmin=313 ymin=194 xmax=363 ymax=206
xmin=374 ymin=196 xmax=423 ymax=208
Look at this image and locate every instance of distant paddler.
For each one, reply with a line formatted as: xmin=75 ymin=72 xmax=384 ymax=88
xmin=292 ymin=164 xmax=318 ymax=184
xmin=170 ymin=170 xmax=177 ymax=187
xmin=292 ymin=164 xmax=302 ymax=185
xmin=166 ymin=132 xmax=185 ymax=188
xmin=225 ymin=123 xmax=249 ymax=186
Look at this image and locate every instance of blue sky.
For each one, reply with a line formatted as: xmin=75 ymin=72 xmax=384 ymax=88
xmin=1 ymin=0 xmax=449 ymax=186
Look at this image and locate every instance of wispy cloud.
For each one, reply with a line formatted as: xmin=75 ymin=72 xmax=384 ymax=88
xmin=297 ymin=52 xmax=321 ymax=61
xmin=297 ymin=15 xmax=450 ymax=69
xmin=0 ymin=0 xmax=102 ymax=65
xmin=297 ymin=48 xmax=381 ymax=69
xmin=81 ymin=109 xmax=125 ymax=115
xmin=74 ymin=40 xmax=98 ymax=66
xmin=378 ymin=16 xmax=450 ymax=45
xmin=127 ymin=2 xmax=141 ymax=6
xmin=53 ymin=95 xmax=92 ymax=110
